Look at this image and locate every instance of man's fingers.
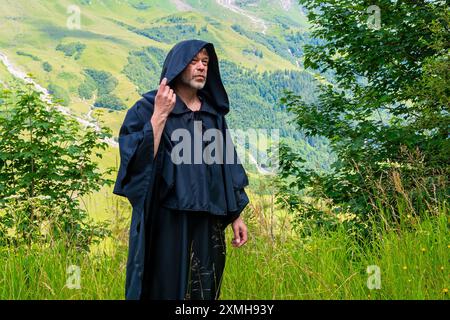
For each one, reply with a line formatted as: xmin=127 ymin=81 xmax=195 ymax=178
xmin=232 ymin=224 xmax=240 ymax=246
xmin=240 ymin=228 xmax=247 ymax=246
xmin=236 ymin=227 xmax=247 ymax=247
xmin=163 ymin=81 xmax=170 ymax=95
xmin=231 ymin=221 xmax=248 ymax=247
xmin=158 ymin=77 xmax=167 ymax=94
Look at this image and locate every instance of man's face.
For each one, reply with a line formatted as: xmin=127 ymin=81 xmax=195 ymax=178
xmin=178 ymin=48 xmax=209 ymax=90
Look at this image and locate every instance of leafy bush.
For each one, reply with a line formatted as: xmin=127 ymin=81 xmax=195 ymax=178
xmin=42 ymin=61 xmax=52 ymax=72
xmin=0 ymin=85 xmax=114 ymax=251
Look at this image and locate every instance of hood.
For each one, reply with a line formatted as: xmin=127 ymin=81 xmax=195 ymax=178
xmin=142 ymin=39 xmax=229 ymax=115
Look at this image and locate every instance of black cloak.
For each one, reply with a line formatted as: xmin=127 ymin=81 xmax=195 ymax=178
xmin=113 ymin=39 xmax=250 ymax=300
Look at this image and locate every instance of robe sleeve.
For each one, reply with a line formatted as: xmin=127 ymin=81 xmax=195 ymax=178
xmin=113 ymin=102 xmax=157 ymax=208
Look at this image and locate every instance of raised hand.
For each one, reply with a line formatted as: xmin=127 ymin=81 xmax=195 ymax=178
xmin=154 ymin=77 xmax=176 ymax=119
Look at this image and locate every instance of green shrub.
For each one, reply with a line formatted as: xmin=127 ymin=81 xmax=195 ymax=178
xmin=42 ymin=61 xmax=52 ymax=72
xmin=84 ymin=68 xmax=118 ymax=95
xmin=94 ymin=94 xmax=126 ymax=111
xmin=0 ymin=85 xmax=114 ymax=251
xmin=56 ymin=42 xmax=86 ymax=60
xmin=16 ymin=51 xmax=40 ymax=61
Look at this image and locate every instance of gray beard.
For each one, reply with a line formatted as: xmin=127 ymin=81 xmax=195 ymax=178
xmin=180 ymin=73 xmax=206 ymax=90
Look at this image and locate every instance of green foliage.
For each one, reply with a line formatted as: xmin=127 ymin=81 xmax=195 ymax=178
xmin=277 ymin=0 xmax=449 ymax=223
xmin=231 ymin=24 xmax=311 ymax=65
xmin=78 ymin=79 xmax=96 ymax=99
xmin=94 ymin=94 xmax=126 ymax=111
xmin=243 ymin=47 xmax=263 ymax=58
xmin=1 ymin=203 xmax=447 ymax=299
xmin=16 ymin=51 xmax=40 ymax=61
xmin=0 ymin=85 xmax=114 ymax=251
xmin=55 ymin=42 xmax=86 ymax=60
xmin=223 ymin=206 xmax=449 ymax=299
xmin=42 ymin=61 xmax=52 ymax=72
xmin=122 ymin=46 xmax=166 ymax=94
xmin=47 ymin=83 xmax=70 ymax=106
xmin=138 ymin=24 xmax=200 ymax=43
xmin=84 ymin=68 xmax=118 ymax=95
xmin=78 ymin=68 xmax=126 ymax=110
xmin=0 ymin=238 xmax=128 ymax=299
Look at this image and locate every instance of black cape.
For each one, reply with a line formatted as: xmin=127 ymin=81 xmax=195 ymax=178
xmin=113 ymin=39 xmax=249 ymax=300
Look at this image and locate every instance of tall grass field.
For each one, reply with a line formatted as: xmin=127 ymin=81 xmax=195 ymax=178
xmin=1 ymin=192 xmax=448 ymax=300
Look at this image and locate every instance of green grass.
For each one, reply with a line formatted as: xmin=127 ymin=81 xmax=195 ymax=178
xmin=2 ymin=132 xmax=445 ymax=300
xmin=0 ymin=241 xmax=127 ymax=299
xmin=222 ymin=209 xmax=449 ymax=300
xmin=1 ymin=200 xmax=447 ymax=300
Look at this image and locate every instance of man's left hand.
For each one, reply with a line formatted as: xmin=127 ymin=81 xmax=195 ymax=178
xmin=231 ymin=216 xmax=248 ymax=248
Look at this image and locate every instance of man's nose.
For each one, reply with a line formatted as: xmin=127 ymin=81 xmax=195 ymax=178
xmin=196 ymin=62 xmax=205 ymax=71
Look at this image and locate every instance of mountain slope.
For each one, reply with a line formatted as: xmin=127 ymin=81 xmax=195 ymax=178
xmin=0 ymin=0 xmax=332 ymax=173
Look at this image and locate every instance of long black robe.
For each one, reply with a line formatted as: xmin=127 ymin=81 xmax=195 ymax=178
xmin=112 ymin=39 xmax=250 ymax=300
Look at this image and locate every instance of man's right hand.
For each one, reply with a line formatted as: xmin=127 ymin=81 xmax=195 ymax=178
xmin=154 ymin=77 xmax=176 ymax=119
xmin=150 ymin=78 xmax=175 ymax=158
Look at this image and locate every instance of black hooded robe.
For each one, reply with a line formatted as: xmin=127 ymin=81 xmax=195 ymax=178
xmin=113 ymin=39 xmax=250 ymax=300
